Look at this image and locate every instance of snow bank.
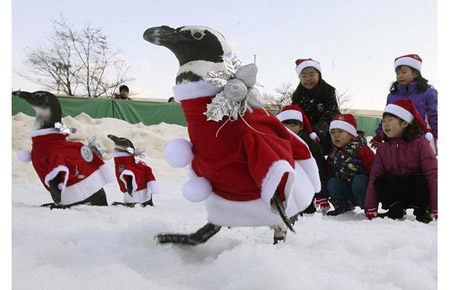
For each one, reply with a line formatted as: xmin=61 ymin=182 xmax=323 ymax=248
xmin=12 ymin=114 xmax=437 ymax=290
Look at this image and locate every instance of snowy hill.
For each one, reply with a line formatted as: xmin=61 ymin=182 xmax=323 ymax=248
xmin=11 ymin=113 xmax=437 ymax=290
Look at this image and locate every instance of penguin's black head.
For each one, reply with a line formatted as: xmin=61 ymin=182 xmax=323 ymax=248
xmin=143 ymin=25 xmax=232 ymax=83
xmin=107 ymin=134 xmax=135 ymax=151
xmin=13 ymin=90 xmax=62 ymax=129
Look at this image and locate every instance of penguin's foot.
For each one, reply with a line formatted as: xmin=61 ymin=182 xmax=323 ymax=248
xmin=141 ymin=198 xmax=154 ymax=207
xmin=272 ymin=223 xmax=287 ymax=245
xmin=156 ymin=223 xmax=222 ymax=245
xmin=272 ymin=193 xmax=295 ymax=233
xmin=111 ymin=201 xmax=136 ymax=208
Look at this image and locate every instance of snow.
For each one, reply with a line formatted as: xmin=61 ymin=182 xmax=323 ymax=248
xmin=11 ymin=113 xmax=438 ymax=290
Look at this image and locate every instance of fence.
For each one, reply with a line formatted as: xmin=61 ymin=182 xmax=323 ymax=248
xmin=12 ymin=95 xmax=381 ymax=136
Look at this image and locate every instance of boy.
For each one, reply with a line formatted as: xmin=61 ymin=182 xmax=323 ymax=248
xmin=326 ymin=114 xmax=375 ymax=216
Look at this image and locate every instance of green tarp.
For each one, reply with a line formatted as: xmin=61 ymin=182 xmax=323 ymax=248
xmin=12 ymin=95 xmax=381 ymax=136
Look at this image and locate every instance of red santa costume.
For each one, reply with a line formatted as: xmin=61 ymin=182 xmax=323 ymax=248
xmin=112 ymin=152 xmax=159 ymax=204
xmin=28 ymin=128 xmax=115 ymax=205
xmin=165 ymin=81 xmax=321 ymax=227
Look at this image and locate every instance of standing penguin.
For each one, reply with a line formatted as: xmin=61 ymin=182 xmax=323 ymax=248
xmin=14 ymin=90 xmax=115 ymax=208
xmin=143 ymin=25 xmax=321 ymax=245
xmin=107 ymin=134 xmax=158 ymax=207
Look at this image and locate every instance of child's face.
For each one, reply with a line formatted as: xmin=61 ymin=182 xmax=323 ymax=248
xmin=284 ymin=122 xmax=304 ymax=135
xmin=382 ymin=115 xmax=409 ymax=139
xmin=330 ymin=129 xmax=353 ymax=148
xmin=299 ymin=67 xmax=319 ymax=90
xmin=396 ymin=65 xmax=419 ymax=86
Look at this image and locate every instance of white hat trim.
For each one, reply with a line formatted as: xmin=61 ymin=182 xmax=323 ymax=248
xmin=394 ymin=57 xmax=422 ymax=72
xmin=329 ymin=120 xmax=357 ymax=137
xmin=384 ymin=104 xmax=414 ymax=124
xmin=276 ymin=110 xmax=303 ymax=123
xmin=296 ymin=60 xmax=322 ymax=76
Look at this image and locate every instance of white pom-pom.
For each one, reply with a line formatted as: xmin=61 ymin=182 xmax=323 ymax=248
xmin=182 ymin=177 xmax=212 ymax=202
xmin=309 ymin=132 xmax=318 ymax=141
xmin=16 ymin=150 xmax=32 ymax=162
xmin=425 ymin=132 xmax=433 ymax=141
xmin=164 ymin=138 xmax=194 ymax=168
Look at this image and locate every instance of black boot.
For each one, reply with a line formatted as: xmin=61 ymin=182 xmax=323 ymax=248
xmin=414 ymin=208 xmax=433 ymax=224
xmin=386 ymin=202 xmax=406 ymax=219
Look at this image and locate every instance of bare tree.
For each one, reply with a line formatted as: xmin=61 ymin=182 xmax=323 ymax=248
xmin=336 ymin=88 xmax=352 ymax=110
xmin=262 ymin=82 xmax=294 ymax=111
xmin=17 ymin=16 xmax=133 ymax=98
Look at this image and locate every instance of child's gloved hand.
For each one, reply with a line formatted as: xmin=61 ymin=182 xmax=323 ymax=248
xmin=370 ymin=135 xmax=382 ymax=149
xmin=314 ymin=197 xmax=330 ymax=213
xmin=365 ymin=208 xmax=377 ymax=220
xmin=431 ymin=209 xmax=438 ymax=221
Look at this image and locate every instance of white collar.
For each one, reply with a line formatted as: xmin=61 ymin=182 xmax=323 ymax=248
xmin=28 ymin=128 xmax=62 ymax=137
xmin=173 ymin=80 xmax=222 ymax=102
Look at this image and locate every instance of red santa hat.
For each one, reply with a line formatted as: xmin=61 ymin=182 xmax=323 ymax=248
xmin=383 ymin=98 xmax=433 ymax=141
xmin=295 ymin=58 xmax=322 ymax=76
xmin=329 ymin=114 xmax=358 ymax=137
xmin=394 ymin=54 xmax=422 ymax=73
xmin=277 ymin=104 xmax=318 ymax=141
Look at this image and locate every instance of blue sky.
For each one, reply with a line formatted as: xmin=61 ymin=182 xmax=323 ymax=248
xmin=11 ymin=0 xmax=438 ymax=110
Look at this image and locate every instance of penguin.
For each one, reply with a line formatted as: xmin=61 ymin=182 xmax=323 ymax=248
xmin=143 ymin=26 xmax=321 ymax=245
xmin=107 ymin=134 xmax=158 ymax=207
xmin=13 ymin=90 xmax=115 ymax=208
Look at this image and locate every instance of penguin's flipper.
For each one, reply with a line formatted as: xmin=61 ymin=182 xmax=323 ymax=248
xmin=48 ymin=172 xmax=62 ymax=204
xmin=126 ymin=176 xmax=134 ymax=197
xmin=272 ymin=193 xmax=295 ymax=233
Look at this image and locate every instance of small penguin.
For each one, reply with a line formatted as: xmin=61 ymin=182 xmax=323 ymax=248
xmin=14 ymin=90 xmax=115 ymax=208
xmin=107 ymin=134 xmax=158 ymax=207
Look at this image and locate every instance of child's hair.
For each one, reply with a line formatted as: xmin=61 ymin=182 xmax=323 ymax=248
xmin=382 ymin=113 xmax=421 ymax=142
xmin=291 ymin=70 xmax=337 ymax=105
xmin=282 ymin=119 xmax=302 ymax=126
xmin=390 ymin=68 xmax=432 ymax=93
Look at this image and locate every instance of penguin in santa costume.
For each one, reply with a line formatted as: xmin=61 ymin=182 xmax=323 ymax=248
xmin=14 ymin=90 xmax=115 ymax=208
xmin=143 ymin=25 xmax=321 ymax=245
xmin=108 ymin=134 xmax=159 ymax=207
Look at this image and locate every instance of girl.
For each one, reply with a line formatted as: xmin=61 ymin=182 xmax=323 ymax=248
xmin=371 ymin=54 xmax=438 ymax=151
xmin=291 ymin=58 xmax=340 ymax=154
xmin=365 ymin=98 xmax=437 ymax=223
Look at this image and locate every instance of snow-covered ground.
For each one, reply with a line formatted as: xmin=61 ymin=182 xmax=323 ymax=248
xmin=11 ymin=113 xmax=438 ymax=290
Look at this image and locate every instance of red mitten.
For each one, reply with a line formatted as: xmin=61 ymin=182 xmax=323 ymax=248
xmin=365 ymin=208 xmax=377 ymax=220
xmin=431 ymin=210 xmax=438 ymax=221
xmin=369 ymin=135 xmax=382 ymax=149
xmin=315 ymin=197 xmax=330 ymax=213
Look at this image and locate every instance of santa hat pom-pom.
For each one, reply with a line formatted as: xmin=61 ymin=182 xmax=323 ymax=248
xmin=309 ymin=132 xmax=318 ymax=141
xmin=164 ymin=138 xmax=194 ymax=168
xmin=182 ymin=177 xmax=212 ymax=202
xmin=425 ymin=132 xmax=434 ymax=141
xmin=16 ymin=150 xmax=32 ymax=162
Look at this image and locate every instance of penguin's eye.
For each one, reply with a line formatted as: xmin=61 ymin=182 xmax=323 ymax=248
xmin=191 ymin=31 xmax=205 ymax=40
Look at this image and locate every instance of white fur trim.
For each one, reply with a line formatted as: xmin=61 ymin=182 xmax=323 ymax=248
xmin=182 ymin=177 xmax=212 ymax=202
xmin=289 ymin=163 xmax=315 ymax=212
xmin=394 ymin=57 xmax=422 ymax=72
xmin=384 ymin=104 xmax=414 ymax=123
xmin=44 ymin=165 xmax=70 ymax=189
xmin=173 ymin=81 xmax=222 ymax=101
xmin=260 ymin=160 xmax=296 ymax=212
xmin=296 ymin=60 xmax=322 ymax=76
xmin=29 ymin=128 xmax=61 ymax=137
xmin=119 ymin=169 xmax=138 ymax=192
xmin=296 ymin=159 xmax=321 ymax=193
xmin=164 ymin=138 xmax=194 ymax=168
xmin=276 ymin=110 xmax=303 ymax=123
xmin=425 ymin=132 xmax=434 ymax=141
xmin=16 ymin=150 xmax=32 ymax=162
xmin=329 ymin=120 xmax=358 ymax=136
xmin=123 ymin=180 xmax=158 ymax=204
xmin=58 ymin=164 xmax=115 ymax=205
xmin=112 ymin=151 xmax=132 ymax=158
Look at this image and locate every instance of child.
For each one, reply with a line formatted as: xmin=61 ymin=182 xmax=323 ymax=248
xmin=365 ymin=98 xmax=437 ymax=223
xmin=371 ymin=54 xmax=438 ymax=151
xmin=277 ymin=104 xmax=331 ymax=214
xmin=326 ymin=114 xmax=375 ymax=216
xmin=291 ymin=58 xmax=341 ymax=154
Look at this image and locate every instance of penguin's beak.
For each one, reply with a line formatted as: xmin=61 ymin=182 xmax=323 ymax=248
xmin=13 ymin=91 xmax=33 ymax=104
xmin=143 ymin=26 xmax=178 ymax=46
xmin=107 ymin=134 xmax=118 ymax=142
